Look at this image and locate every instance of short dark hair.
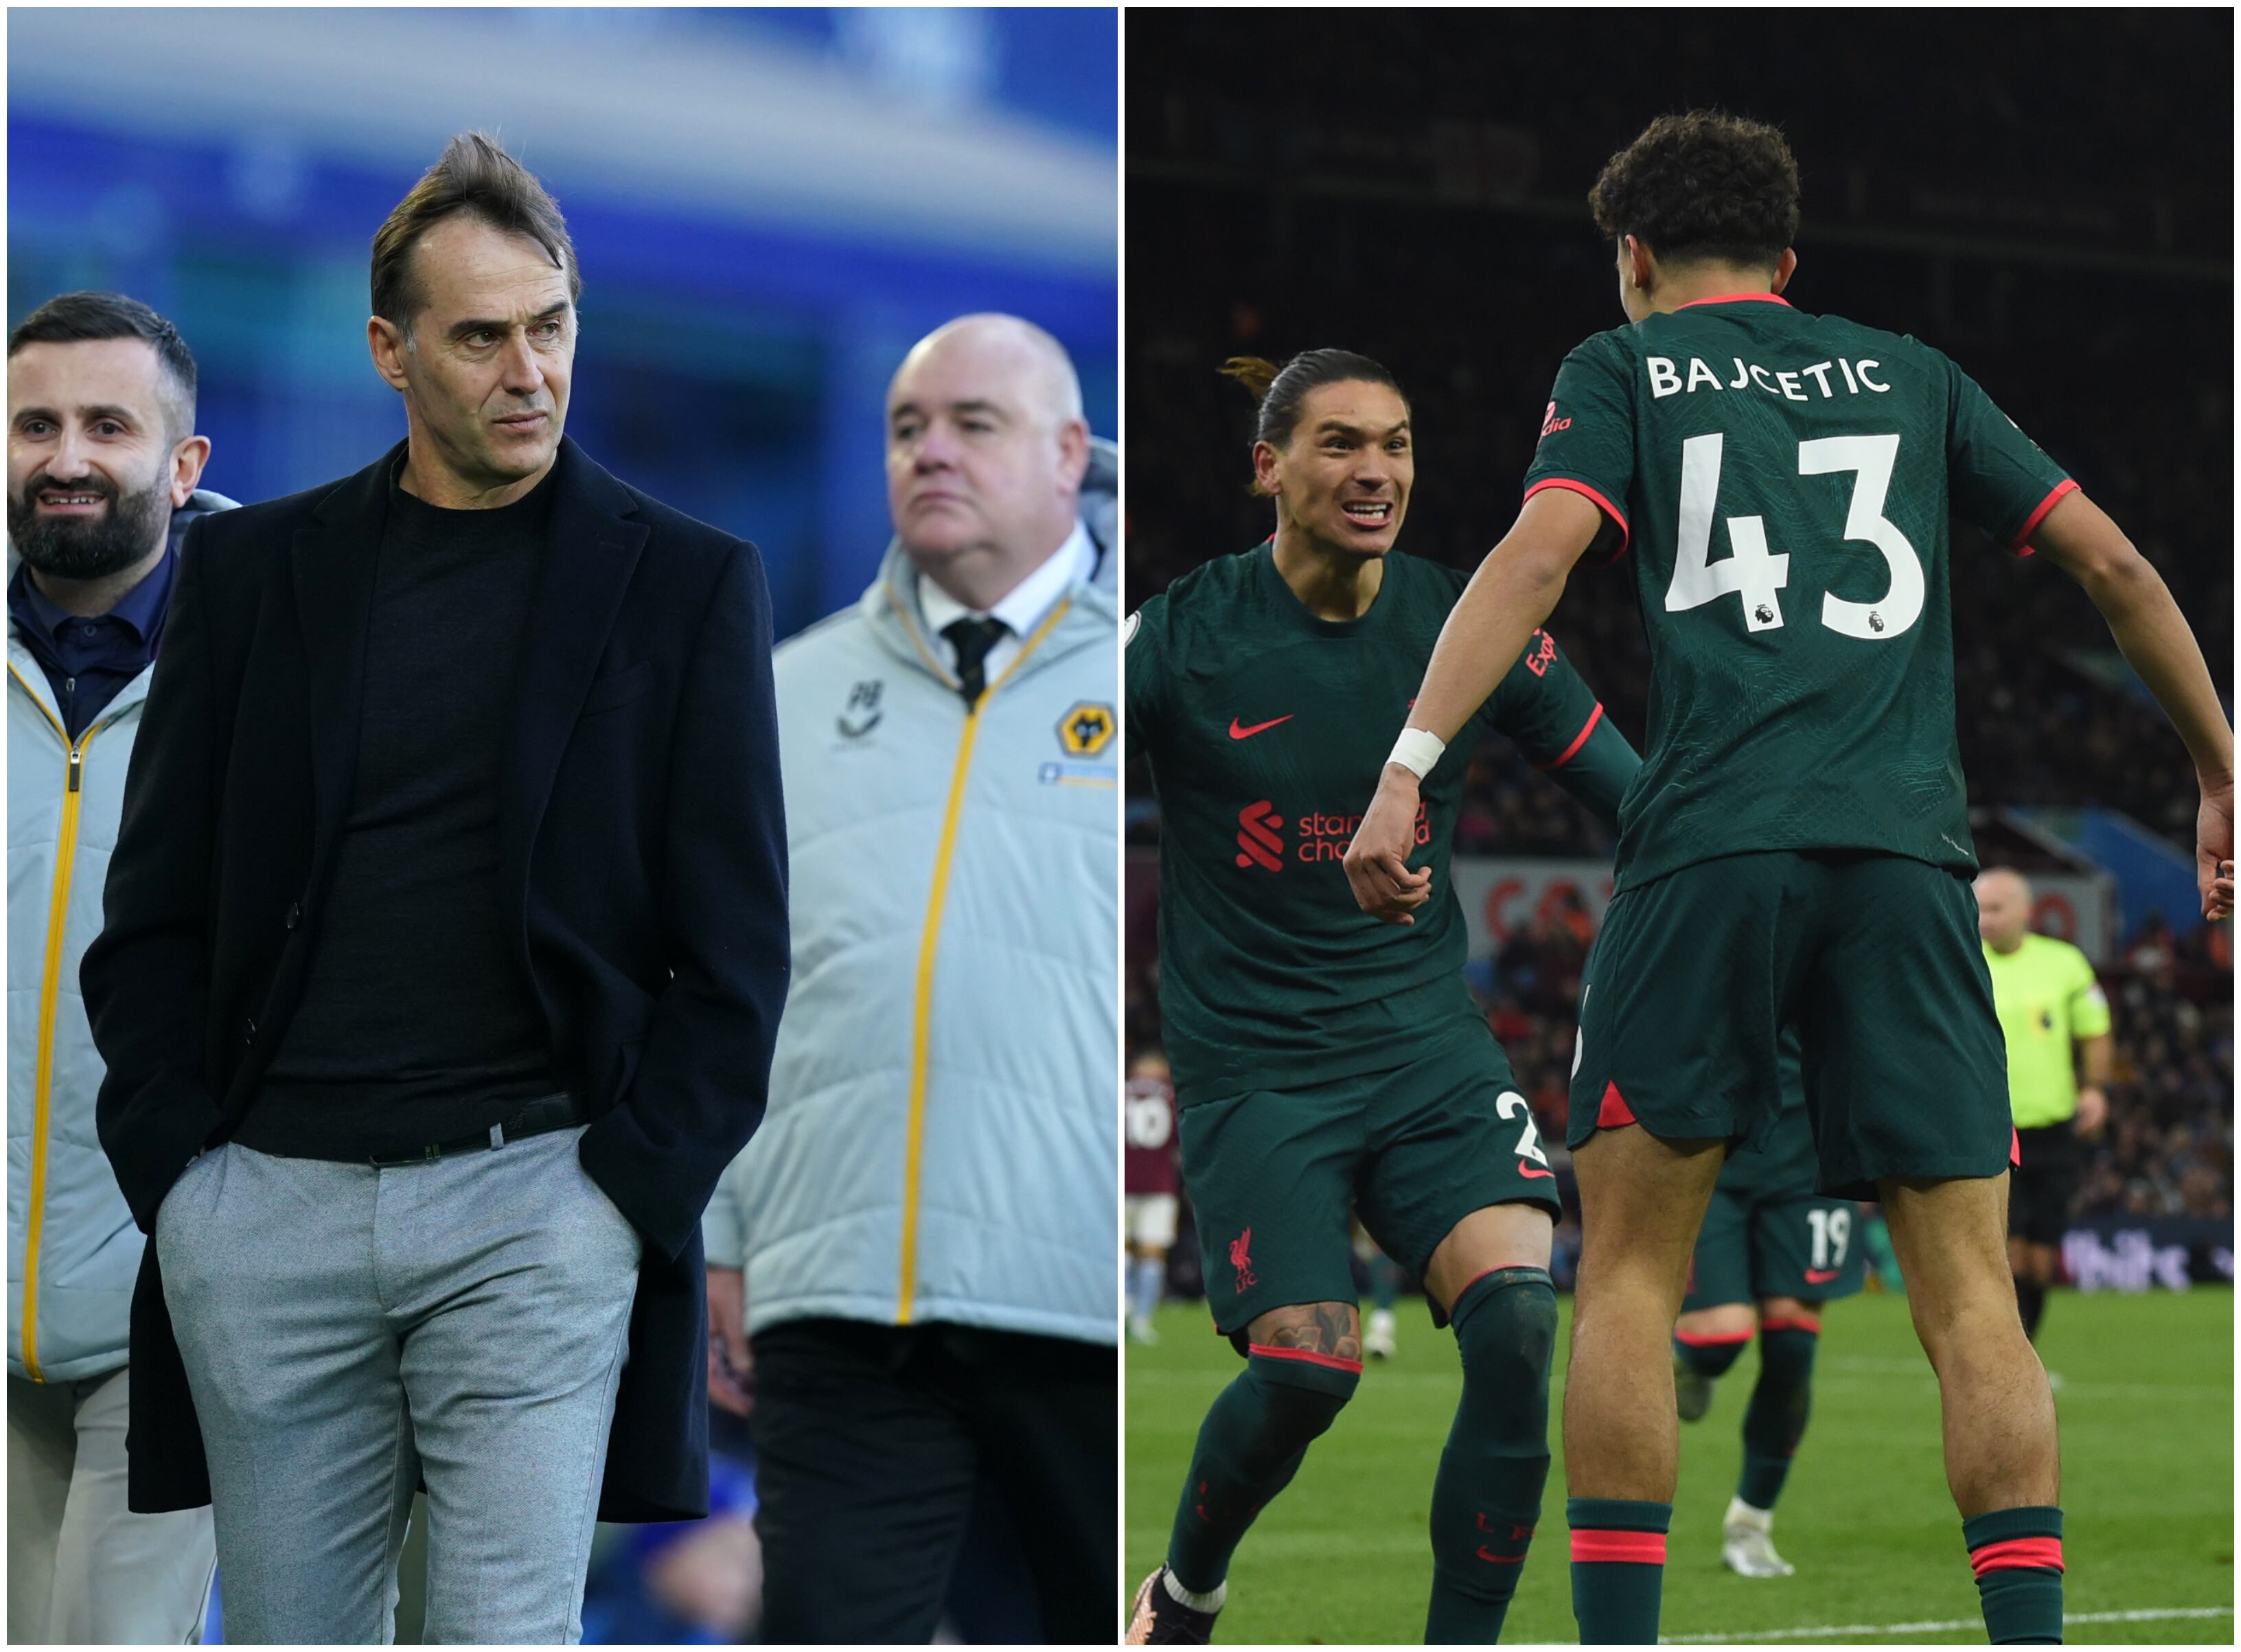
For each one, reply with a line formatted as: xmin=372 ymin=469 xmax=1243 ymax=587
xmin=8 ymin=290 xmax=198 ymax=434
xmin=1219 ymin=349 xmax=1407 ymax=495
xmin=1589 ymin=110 xmax=1801 ymax=269
xmin=370 ymin=131 xmax=581 ymax=334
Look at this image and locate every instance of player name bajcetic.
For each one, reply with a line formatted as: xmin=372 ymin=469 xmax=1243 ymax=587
xmin=1645 ymin=354 xmax=1894 ymax=402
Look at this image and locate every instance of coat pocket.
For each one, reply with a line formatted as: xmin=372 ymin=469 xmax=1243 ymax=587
xmin=152 ymin=1145 xmax=228 ymax=1270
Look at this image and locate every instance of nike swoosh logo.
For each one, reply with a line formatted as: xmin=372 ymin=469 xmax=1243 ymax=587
xmin=1475 ymin=1546 xmax=1525 ymax=1565
xmin=1229 ymin=715 xmax=1295 ymax=739
xmin=1518 ymin=1163 xmax=1554 ymax=1180
xmin=1804 ymin=1268 xmax=1839 ymax=1284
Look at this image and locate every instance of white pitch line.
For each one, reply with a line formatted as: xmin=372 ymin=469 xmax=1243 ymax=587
xmin=1661 ymin=1605 xmax=2232 ymax=1644
xmin=1821 ymin=1357 xmax=2232 ymax=1397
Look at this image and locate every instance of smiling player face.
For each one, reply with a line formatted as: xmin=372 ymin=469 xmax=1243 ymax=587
xmin=1256 ymin=379 xmax=1412 ymax=559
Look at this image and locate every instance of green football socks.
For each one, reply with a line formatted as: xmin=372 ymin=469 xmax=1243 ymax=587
xmin=1426 ymin=1266 xmax=1556 ymax=1643
xmin=1674 ymin=1326 xmax=1751 ymax=1378
xmin=1737 ymin=1320 xmax=1819 ymax=1510
xmin=1964 ymin=1506 xmax=2065 ymax=1644
xmin=1569 ymin=1495 xmax=1670 ymax=1644
xmin=1165 ymin=1345 xmax=1359 ymax=1594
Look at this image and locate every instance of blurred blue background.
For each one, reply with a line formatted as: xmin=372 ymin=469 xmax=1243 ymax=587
xmin=7 ymin=6 xmax=1117 ymax=642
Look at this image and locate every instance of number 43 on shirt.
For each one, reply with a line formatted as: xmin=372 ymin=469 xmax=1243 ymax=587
xmin=1668 ymin=431 xmax=1921 ymax=641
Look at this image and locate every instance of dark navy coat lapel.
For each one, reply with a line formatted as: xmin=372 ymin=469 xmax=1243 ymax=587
xmin=498 ymin=438 xmax=648 ymax=917
xmin=288 ymin=444 xmax=398 ymax=904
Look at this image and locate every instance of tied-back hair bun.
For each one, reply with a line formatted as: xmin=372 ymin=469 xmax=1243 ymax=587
xmin=1218 ymin=355 xmax=1281 ymax=402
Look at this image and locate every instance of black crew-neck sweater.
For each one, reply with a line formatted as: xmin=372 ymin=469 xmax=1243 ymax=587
xmin=242 ymin=464 xmax=561 ymax=1158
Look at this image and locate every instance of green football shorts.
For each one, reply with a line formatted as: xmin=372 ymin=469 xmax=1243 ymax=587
xmin=1182 ymin=1020 xmax=1561 ymax=1343
xmin=1567 ymin=849 xmax=2014 ymax=1198
xmin=1683 ymin=1188 xmax=1867 ymax=1309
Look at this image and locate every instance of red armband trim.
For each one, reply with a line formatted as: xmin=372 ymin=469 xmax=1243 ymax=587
xmin=2010 ymin=479 xmax=2079 ymax=558
xmin=1524 ymin=477 xmax=1631 ymax=561
xmin=1533 ymin=702 xmax=1605 ymax=771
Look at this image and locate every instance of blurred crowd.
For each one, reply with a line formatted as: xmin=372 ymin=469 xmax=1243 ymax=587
xmin=1128 ymin=12 xmax=2229 ymax=264
xmin=2073 ymin=932 xmax=2235 ymax=1221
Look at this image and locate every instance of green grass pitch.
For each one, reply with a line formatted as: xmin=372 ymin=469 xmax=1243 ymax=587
xmin=1125 ymin=1287 xmax=2233 ymax=1644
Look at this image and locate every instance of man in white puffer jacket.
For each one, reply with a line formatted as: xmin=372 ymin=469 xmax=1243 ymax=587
xmin=6 ymin=292 xmax=230 ymax=1644
xmin=704 ymin=314 xmax=1116 ymax=1643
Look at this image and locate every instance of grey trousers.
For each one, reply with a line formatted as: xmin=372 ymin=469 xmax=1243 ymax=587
xmin=8 ymin=1366 xmax=216 ymax=1643
xmin=155 ymin=1124 xmax=641 ymax=1645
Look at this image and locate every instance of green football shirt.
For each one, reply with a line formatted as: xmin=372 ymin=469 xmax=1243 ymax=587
xmin=1128 ymin=543 xmax=1638 ymax=1100
xmin=1984 ymin=932 xmax=2112 ymax=1127
xmin=1524 ymin=293 xmax=2073 ymax=891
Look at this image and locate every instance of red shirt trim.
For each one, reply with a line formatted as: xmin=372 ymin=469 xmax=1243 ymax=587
xmin=1524 ymin=477 xmax=1631 ymax=560
xmin=1570 ymin=1530 xmax=1668 ymax=1565
xmin=1534 ymin=702 xmax=1605 ymax=771
xmin=1677 ymin=291 xmax=1793 ymax=309
xmin=1248 ymin=1344 xmax=1364 ymax=1375
xmin=2010 ymin=478 xmax=2080 ymax=558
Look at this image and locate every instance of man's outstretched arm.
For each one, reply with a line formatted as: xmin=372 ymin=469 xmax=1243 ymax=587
xmin=2032 ymin=489 xmax=2235 ymax=919
xmin=1344 ymin=487 xmax=1605 ymax=922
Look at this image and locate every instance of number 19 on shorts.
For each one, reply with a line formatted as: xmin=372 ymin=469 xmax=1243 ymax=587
xmin=1806 ymin=1204 xmax=1853 ymax=1270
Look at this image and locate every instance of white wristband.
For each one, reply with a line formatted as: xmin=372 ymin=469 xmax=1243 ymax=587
xmin=1387 ymin=726 xmax=1446 ymax=779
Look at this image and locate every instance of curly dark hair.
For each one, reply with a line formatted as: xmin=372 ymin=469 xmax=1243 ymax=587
xmin=1589 ymin=110 xmax=1801 ymax=268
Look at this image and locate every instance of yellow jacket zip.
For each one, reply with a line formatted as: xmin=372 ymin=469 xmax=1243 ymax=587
xmin=893 ymin=599 xmax=1071 ymax=1324
xmin=19 ymin=679 xmax=100 ymax=1384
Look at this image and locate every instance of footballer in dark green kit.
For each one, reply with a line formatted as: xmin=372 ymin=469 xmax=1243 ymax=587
xmin=1347 ymin=111 xmax=2236 ymax=1646
xmin=1124 ymin=350 xmax=1637 ymax=1644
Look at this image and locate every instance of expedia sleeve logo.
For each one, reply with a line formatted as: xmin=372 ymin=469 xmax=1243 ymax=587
xmin=1057 ymin=701 xmax=1116 ymax=757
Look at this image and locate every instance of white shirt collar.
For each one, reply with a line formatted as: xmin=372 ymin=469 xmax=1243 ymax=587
xmin=918 ymin=518 xmax=1095 ymax=650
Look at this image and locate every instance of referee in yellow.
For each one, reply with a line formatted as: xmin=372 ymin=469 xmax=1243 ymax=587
xmin=1974 ymin=867 xmax=2113 ymax=1344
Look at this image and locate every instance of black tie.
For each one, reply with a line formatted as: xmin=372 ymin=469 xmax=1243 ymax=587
xmin=942 ymin=616 xmax=1009 ymax=708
